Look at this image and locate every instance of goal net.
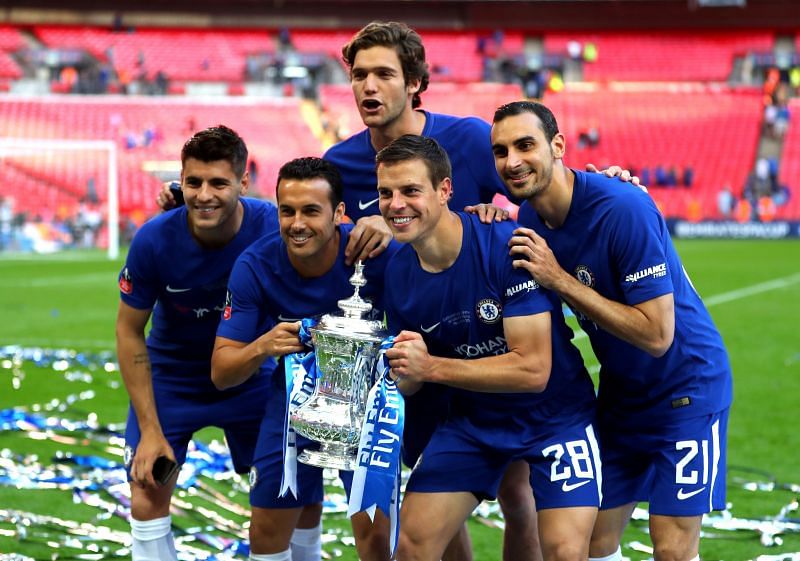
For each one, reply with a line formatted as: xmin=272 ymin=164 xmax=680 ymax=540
xmin=0 ymin=138 xmax=119 ymax=259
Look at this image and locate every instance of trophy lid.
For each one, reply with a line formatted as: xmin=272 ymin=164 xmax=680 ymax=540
xmin=313 ymin=260 xmax=388 ymax=342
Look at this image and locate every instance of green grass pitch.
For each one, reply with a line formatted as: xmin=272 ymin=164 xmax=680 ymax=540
xmin=0 ymin=239 xmax=798 ymax=560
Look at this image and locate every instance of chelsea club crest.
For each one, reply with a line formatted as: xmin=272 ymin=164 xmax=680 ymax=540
xmin=476 ymin=298 xmax=503 ymax=324
xmin=123 ymin=445 xmax=134 ymax=468
xmin=575 ymin=266 xmax=595 ymax=288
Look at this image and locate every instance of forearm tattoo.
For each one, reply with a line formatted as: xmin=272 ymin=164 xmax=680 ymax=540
xmin=133 ymin=352 xmax=152 ymax=372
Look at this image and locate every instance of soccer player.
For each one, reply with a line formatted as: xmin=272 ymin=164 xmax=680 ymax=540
xmin=326 ymin=23 xmax=535 ymax=559
xmin=494 ymin=101 xmax=733 ymax=561
xmin=376 ymin=134 xmax=601 ymax=561
xmin=116 ymin=125 xmax=286 ymax=561
xmin=324 ymin=23 xmax=640 ymax=560
xmin=210 ymin=156 xmax=398 ymax=561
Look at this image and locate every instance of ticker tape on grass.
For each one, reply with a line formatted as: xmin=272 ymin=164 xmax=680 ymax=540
xmin=1 ymin=346 xmax=799 ymax=560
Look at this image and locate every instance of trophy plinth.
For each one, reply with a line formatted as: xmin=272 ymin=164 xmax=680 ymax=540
xmin=290 ymin=261 xmax=388 ymax=469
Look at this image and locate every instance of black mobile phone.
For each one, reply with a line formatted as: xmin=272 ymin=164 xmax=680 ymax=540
xmin=152 ymin=456 xmax=179 ymax=486
xmin=169 ymin=181 xmax=185 ymax=207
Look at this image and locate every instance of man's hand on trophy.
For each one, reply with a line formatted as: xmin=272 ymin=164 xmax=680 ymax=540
xmin=385 ymin=331 xmax=432 ymax=395
xmin=344 ymin=215 xmax=393 ymax=265
xmin=260 ymin=321 xmax=306 ymax=357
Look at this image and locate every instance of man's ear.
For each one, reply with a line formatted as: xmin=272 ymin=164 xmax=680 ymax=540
xmin=551 ymin=132 xmax=566 ymax=160
xmin=333 ymin=201 xmax=346 ymax=224
xmin=438 ymin=177 xmax=453 ymax=205
xmin=239 ymin=171 xmax=250 ymax=195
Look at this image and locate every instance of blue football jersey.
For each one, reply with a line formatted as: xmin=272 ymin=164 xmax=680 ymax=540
xmin=118 ymin=198 xmax=279 ymax=392
xmin=323 ymin=111 xmax=516 ymax=221
xmin=383 ymin=213 xmax=596 ymax=429
xmin=517 ymin=170 xmax=733 ymax=422
xmin=217 ymin=223 xmax=399 ymax=362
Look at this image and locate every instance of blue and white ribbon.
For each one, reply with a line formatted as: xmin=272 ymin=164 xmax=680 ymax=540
xmin=347 ymin=337 xmax=404 ymax=556
xmin=279 ymin=319 xmax=318 ymax=498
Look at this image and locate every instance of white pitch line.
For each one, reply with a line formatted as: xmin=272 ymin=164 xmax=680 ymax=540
xmin=702 ymin=272 xmax=800 ymax=307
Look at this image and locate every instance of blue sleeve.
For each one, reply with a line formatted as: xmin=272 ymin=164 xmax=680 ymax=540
xmin=119 ymin=224 xmax=159 ymax=310
xmin=610 ymin=195 xmax=674 ymax=305
xmin=491 ymin=219 xmax=553 ymax=318
xmin=216 ymin=254 xmax=268 ymax=343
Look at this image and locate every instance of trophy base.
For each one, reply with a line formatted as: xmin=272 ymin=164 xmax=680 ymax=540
xmin=298 ymin=443 xmax=358 ymax=471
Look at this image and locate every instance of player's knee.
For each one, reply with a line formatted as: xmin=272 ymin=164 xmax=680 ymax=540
xmin=351 ymin=511 xmax=391 ymax=561
xmin=396 ymin=529 xmax=428 ymax=561
xmin=249 ymin=512 xmax=291 ymax=552
xmin=589 ymin=532 xmax=620 ymax=558
xmin=544 ymin=539 xmax=588 ymax=561
xmin=497 ymin=483 xmax=535 ymax=519
xmin=653 ymin=541 xmax=696 ymax=561
xmin=354 ymin=529 xmax=391 ymax=561
xmin=130 ymin=485 xmax=172 ymax=520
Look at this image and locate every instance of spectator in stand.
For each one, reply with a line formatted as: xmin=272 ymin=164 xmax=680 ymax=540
xmin=654 ymin=165 xmax=667 ymax=187
xmin=682 ymin=166 xmax=694 ymax=189
xmin=717 ymin=185 xmax=735 ymax=219
xmin=640 ymin=167 xmax=651 ymax=188
xmin=577 ymin=120 xmax=600 ymax=150
xmin=665 ymin=166 xmax=678 ymax=188
xmin=248 ymin=159 xmax=259 ymax=191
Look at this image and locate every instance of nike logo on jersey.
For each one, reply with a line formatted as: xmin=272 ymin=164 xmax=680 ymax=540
xmin=420 ymin=322 xmax=441 ymax=333
xmin=278 ymin=314 xmax=300 ymax=322
xmin=358 ymin=197 xmax=380 ymax=210
xmin=677 ymin=486 xmax=706 ymax=500
xmin=166 ymin=285 xmax=191 ymax=293
xmin=561 ymin=480 xmax=591 ymax=493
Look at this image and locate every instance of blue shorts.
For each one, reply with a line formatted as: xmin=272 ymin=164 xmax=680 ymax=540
xmin=598 ymin=408 xmax=728 ymax=516
xmin=124 ymin=376 xmax=268 ymax=476
xmin=401 ymin=383 xmax=450 ymax=468
xmin=407 ymin=407 xmax=601 ymax=509
xmin=249 ymin=371 xmax=324 ymax=509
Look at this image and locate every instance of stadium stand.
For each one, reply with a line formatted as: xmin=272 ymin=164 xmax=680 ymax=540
xmin=1 ymin=21 xmax=797 ymax=238
xmin=0 ymin=25 xmax=25 ymax=50
xmin=34 ymin=26 xmax=275 ymax=82
xmin=543 ymin=84 xmax=764 ymax=219
xmin=0 ymin=95 xmax=321 ymax=220
xmin=283 ymin=28 xmax=525 ymax=82
xmin=776 ymin=97 xmax=800 ymax=219
xmin=545 ymin=31 xmax=774 ymax=82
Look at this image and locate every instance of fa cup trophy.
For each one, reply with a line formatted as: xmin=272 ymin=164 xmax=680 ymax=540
xmin=290 ymin=261 xmax=389 ymax=470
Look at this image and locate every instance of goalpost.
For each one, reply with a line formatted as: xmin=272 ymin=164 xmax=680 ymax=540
xmin=0 ymin=138 xmax=120 ymax=259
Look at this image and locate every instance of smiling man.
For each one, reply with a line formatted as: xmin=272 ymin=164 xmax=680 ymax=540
xmin=494 ymin=101 xmax=733 ymax=561
xmin=323 ymin=23 xmax=537 ymax=560
xmin=211 ymin=156 xmax=398 ymax=561
xmin=375 ymin=135 xmax=601 ymax=561
xmin=116 ymin=125 xmax=281 ymax=561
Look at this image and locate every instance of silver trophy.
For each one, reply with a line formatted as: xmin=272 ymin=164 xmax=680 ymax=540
xmin=290 ymin=261 xmax=389 ymax=470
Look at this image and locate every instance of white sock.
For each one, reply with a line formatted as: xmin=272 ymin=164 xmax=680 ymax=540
xmin=130 ymin=515 xmax=177 ymax=561
xmin=250 ymin=550 xmax=292 ymax=561
xmin=290 ymin=523 xmax=322 ymax=561
xmin=688 ymin=556 xmax=700 ymax=561
xmin=590 ymin=546 xmax=623 ymax=561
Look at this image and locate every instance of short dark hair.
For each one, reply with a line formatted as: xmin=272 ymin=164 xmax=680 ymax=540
xmin=342 ymin=21 xmax=430 ymax=109
xmin=493 ymin=101 xmax=560 ymax=143
xmin=181 ymin=125 xmax=248 ymax=178
xmin=375 ymin=134 xmax=451 ymax=188
xmin=276 ymin=157 xmax=343 ymax=208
